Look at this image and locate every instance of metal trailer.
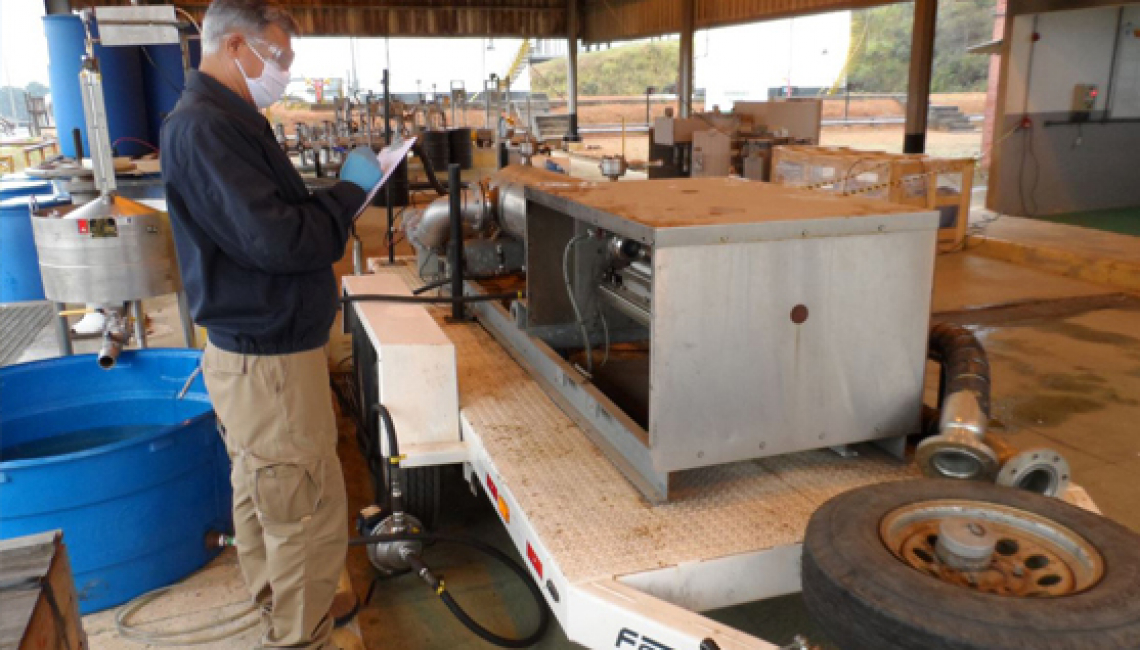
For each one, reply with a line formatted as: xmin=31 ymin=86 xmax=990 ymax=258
xmin=344 ymin=268 xmax=926 ymax=650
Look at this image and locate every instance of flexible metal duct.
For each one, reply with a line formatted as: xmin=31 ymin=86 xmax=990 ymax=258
xmin=406 ymin=165 xmax=585 ymax=251
xmin=406 ymin=188 xmax=492 ymax=252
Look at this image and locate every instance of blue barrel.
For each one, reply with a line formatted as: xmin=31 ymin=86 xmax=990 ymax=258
xmin=0 ymin=350 xmax=232 ymax=613
xmin=141 ymin=36 xmax=200 ymax=146
xmin=44 ymin=15 xmax=150 ymax=158
xmin=0 ymin=194 xmax=69 ymax=303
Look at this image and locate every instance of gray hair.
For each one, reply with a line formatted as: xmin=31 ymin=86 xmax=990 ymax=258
xmin=201 ymin=0 xmax=298 ymax=55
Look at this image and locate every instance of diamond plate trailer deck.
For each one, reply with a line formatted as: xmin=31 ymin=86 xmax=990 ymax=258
xmin=345 ymin=266 xmax=924 ymax=649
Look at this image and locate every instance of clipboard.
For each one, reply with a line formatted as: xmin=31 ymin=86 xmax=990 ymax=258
xmin=354 ymin=136 xmax=417 ymax=220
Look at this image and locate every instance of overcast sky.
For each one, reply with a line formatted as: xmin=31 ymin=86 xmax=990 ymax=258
xmin=0 ymin=0 xmax=527 ymax=93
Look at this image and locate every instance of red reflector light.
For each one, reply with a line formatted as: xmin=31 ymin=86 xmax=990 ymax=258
xmin=527 ymin=542 xmax=543 ymax=579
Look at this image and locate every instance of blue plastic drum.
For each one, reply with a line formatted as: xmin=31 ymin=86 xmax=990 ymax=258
xmin=0 ymin=350 xmax=232 ymax=613
xmin=43 ymin=14 xmax=150 ymax=158
xmin=0 ymin=194 xmax=69 ymax=303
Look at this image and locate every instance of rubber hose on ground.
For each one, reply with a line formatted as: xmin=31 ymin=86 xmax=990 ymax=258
xmin=350 ymin=533 xmax=550 ymax=648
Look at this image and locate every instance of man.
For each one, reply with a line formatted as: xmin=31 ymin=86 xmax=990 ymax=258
xmin=160 ymin=1 xmax=381 ymax=647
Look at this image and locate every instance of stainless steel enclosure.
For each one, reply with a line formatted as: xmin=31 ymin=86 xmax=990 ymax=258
xmin=480 ymin=178 xmax=939 ymax=501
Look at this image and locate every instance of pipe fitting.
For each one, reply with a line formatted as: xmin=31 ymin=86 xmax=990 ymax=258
xmin=96 ymin=309 xmax=130 ymax=370
xmin=406 ymin=187 xmax=492 ymax=252
xmin=916 ymin=391 xmax=1000 ymax=481
xmin=996 ymin=448 xmax=1071 ymax=497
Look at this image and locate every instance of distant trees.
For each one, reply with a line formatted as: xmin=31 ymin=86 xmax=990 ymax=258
xmin=0 ymin=82 xmax=50 ymax=121
xmin=847 ymin=0 xmax=997 ymax=93
xmin=532 ymin=41 xmax=678 ymax=96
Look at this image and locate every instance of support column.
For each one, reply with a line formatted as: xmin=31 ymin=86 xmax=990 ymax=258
xmin=678 ymin=0 xmax=695 ymax=117
xmin=904 ymin=0 xmax=938 ymax=153
xmin=566 ymin=0 xmax=581 ymax=141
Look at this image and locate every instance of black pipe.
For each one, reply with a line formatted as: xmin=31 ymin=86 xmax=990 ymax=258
xmin=927 ymin=322 xmax=991 ymax=417
xmin=384 ymin=69 xmax=395 ymax=264
xmin=448 ymin=163 xmax=465 ymax=321
xmin=413 ymin=277 xmax=452 ymax=295
xmin=1044 ymin=117 xmax=1140 ymax=127
xmin=340 ymin=292 xmax=522 ymax=306
xmin=72 ymin=128 xmax=84 ymax=160
xmin=374 ymin=404 xmax=403 ymax=514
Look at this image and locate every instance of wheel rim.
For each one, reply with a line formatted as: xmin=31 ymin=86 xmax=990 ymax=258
xmin=880 ymin=499 xmax=1105 ymax=597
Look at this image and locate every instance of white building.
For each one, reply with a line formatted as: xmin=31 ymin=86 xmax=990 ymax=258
xmin=696 ymin=12 xmax=852 ymax=111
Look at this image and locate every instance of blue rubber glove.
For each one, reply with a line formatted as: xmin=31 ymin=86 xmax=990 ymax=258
xmin=339 ymin=146 xmax=383 ymax=192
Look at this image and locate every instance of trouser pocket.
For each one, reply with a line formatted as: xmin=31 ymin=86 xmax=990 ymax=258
xmin=246 ymin=454 xmax=325 ymax=525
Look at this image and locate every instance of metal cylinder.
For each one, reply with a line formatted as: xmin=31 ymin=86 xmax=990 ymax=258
xmin=490 ymin=164 xmax=577 ymax=240
xmin=420 ymin=130 xmax=451 ymax=176
xmin=31 ymin=197 xmax=182 ymax=304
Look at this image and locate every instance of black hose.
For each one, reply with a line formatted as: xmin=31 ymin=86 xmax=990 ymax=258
xmin=413 ymin=273 xmax=522 ymax=295
xmin=350 ymin=532 xmax=550 ymax=648
xmin=413 ymin=141 xmax=449 ymax=196
xmin=374 ymin=403 xmax=404 ymax=514
xmin=413 ymin=277 xmax=452 ymax=295
xmin=340 ymin=292 xmax=522 ymax=305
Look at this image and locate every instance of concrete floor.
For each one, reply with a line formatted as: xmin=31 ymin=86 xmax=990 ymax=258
xmin=8 ymin=173 xmax=1139 ymax=649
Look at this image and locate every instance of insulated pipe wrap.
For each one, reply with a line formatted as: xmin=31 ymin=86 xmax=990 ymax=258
xmin=928 ymin=322 xmax=991 ymax=416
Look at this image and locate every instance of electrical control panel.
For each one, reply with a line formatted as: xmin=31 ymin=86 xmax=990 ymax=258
xmin=1072 ymin=84 xmax=1099 ymax=121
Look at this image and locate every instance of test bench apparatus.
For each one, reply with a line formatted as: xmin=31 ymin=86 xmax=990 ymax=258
xmin=447 ymin=174 xmax=940 ymax=501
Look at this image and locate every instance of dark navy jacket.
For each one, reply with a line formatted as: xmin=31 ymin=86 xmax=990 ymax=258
xmin=160 ymin=71 xmax=365 ymax=355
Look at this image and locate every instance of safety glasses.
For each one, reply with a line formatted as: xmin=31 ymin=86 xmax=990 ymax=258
xmin=240 ymin=34 xmax=295 ymax=70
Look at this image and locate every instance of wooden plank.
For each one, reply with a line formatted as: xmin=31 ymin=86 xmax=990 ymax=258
xmin=0 ymin=531 xmax=84 ymax=650
xmin=532 ymin=176 xmax=921 ymax=230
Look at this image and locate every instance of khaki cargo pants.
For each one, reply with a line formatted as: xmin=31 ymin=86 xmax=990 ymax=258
xmin=203 ymin=342 xmax=348 ymax=649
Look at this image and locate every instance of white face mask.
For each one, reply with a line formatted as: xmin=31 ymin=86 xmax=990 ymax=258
xmin=235 ymin=44 xmax=289 ymax=110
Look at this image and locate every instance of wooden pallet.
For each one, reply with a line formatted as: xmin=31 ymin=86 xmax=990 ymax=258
xmin=771 ymin=145 xmax=975 ymax=251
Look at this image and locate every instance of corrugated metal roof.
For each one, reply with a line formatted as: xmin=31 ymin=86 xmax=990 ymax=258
xmin=583 ymin=0 xmax=902 ymax=42
xmin=73 ymin=1 xmax=567 ymax=38
xmin=75 ymin=0 xmax=907 ymax=40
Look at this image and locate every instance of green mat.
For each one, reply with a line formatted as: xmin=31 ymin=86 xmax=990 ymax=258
xmin=1030 ymin=206 xmax=1140 ymax=237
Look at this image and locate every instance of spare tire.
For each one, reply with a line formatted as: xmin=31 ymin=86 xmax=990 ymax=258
xmin=802 ymin=479 xmax=1140 ymax=650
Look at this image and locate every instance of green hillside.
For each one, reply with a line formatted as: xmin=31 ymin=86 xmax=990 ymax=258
xmin=847 ymin=0 xmax=997 ymax=93
xmin=531 ymin=41 xmax=679 ymax=97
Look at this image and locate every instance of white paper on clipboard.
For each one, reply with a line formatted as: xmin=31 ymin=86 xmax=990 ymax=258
xmin=354 ymin=136 xmax=416 ymax=219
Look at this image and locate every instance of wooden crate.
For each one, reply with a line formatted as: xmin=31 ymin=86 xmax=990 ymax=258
xmin=771 ymin=145 xmax=975 ymax=251
xmin=0 ymin=531 xmax=86 ymax=650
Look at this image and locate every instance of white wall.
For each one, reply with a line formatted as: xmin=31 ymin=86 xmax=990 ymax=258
xmin=1112 ymin=6 xmax=1140 ymax=117
xmin=1004 ymin=5 xmax=1140 ymax=115
xmin=695 ymin=12 xmax=852 ymax=111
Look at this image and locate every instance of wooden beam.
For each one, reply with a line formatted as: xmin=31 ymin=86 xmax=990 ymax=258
xmin=904 ymin=0 xmax=938 ymax=154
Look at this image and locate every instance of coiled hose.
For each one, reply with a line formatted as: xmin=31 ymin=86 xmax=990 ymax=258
xmin=365 ymin=404 xmax=550 ymax=648
xmin=348 ymin=532 xmax=551 ymax=648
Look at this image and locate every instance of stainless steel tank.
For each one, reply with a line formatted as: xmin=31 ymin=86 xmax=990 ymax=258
xmin=31 ymin=194 xmax=182 ymax=304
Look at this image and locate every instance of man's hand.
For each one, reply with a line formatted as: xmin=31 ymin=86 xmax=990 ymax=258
xmin=339 ymin=146 xmax=383 ymax=192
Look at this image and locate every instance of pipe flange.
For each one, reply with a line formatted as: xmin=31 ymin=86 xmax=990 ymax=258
xmin=916 ymin=430 xmax=1000 ymax=481
xmin=996 ymin=448 xmax=1071 ymax=498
